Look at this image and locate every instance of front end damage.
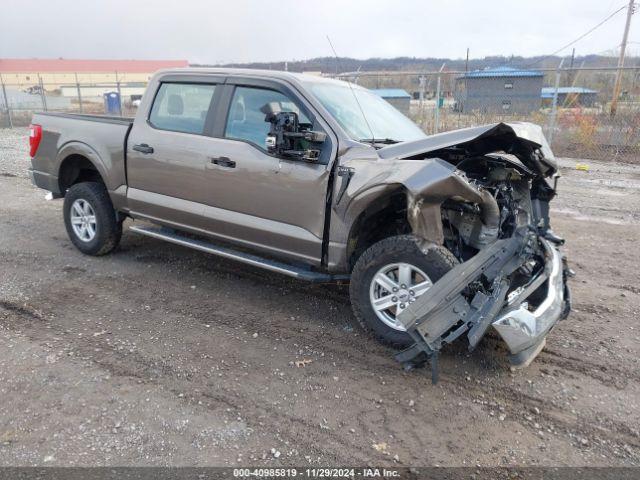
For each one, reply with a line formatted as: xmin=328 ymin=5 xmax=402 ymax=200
xmin=360 ymin=123 xmax=572 ymax=379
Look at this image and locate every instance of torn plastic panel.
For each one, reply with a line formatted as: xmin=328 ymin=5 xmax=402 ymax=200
xmin=395 ymin=232 xmax=570 ymax=382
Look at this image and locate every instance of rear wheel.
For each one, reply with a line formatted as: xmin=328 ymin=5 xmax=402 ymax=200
xmin=350 ymin=235 xmax=457 ymax=347
xmin=63 ymin=182 xmax=122 ymax=256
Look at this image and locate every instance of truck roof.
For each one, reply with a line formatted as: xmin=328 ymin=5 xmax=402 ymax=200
xmin=154 ymin=67 xmax=359 ymax=89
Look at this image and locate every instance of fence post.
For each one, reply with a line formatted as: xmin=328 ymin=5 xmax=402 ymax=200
xmin=115 ymin=71 xmax=123 ymax=116
xmin=75 ymin=73 xmax=83 ymax=113
xmin=434 ymin=75 xmax=441 ymax=134
xmin=0 ymin=74 xmax=13 ymax=129
xmin=433 ymin=63 xmax=445 ymax=134
xmin=38 ymin=74 xmax=48 ymax=111
xmin=547 ymin=59 xmax=564 ymax=145
xmin=418 ymin=75 xmax=426 ymax=127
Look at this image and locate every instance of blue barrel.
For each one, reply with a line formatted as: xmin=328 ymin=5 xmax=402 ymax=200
xmin=103 ymin=92 xmax=121 ymax=114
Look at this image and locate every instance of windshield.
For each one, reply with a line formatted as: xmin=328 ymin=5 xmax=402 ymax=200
xmin=305 ymin=81 xmax=427 ymax=143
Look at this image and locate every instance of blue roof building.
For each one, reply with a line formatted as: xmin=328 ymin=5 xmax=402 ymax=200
xmin=541 ymin=87 xmax=598 ymax=107
xmin=371 ymin=88 xmax=412 ymax=115
xmin=540 ymin=87 xmax=598 ymax=98
xmin=460 ymin=66 xmax=544 ymax=79
xmin=371 ymin=88 xmax=412 ymax=98
xmin=454 ymin=66 xmax=545 ymax=114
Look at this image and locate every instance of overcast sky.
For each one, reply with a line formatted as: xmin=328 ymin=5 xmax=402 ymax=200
xmin=1 ymin=0 xmax=636 ymax=64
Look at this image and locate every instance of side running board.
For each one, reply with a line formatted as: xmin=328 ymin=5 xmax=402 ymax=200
xmin=129 ymin=225 xmax=349 ymax=283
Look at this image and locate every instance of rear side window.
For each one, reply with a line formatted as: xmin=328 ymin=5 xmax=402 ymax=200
xmin=225 ymin=86 xmax=311 ymax=149
xmin=149 ymin=83 xmax=216 ymax=134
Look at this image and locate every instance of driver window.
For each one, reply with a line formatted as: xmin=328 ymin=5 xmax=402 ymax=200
xmin=225 ymin=86 xmax=311 ymax=149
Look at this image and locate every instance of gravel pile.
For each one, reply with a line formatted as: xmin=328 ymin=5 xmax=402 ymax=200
xmin=0 ymin=127 xmax=30 ymax=178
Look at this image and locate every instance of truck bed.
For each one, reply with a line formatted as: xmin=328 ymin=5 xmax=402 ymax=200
xmin=35 ymin=111 xmax=134 ymax=125
xmin=29 ymin=111 xmax=133 ymax=200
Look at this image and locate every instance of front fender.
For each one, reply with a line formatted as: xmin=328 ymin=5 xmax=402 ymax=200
xmin=336 ymin=158 xmax=484 ymax=245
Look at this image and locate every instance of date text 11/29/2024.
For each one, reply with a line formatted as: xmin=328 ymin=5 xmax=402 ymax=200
xmin=233 ymin=468 xmax=401 ymax=477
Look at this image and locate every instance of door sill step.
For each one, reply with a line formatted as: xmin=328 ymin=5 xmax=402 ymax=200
xmin=129 ymin=225 xmax=348 ymax=283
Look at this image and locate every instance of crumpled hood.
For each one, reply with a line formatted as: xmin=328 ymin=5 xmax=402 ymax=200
xmin=377 ymin=122 xmax=557 ymax=177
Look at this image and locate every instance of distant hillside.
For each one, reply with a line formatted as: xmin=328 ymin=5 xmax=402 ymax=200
xmin=193 ymin=54 xmax=639 ymax=73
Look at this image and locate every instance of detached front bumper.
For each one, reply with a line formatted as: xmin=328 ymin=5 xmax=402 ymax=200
xmin=492 ymin=240 xmax=566 ymax=366
xmin=395 ymin=229 xmax=570 ymax=374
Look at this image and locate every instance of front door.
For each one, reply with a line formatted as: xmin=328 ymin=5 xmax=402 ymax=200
xmin=195 ymin=80 xmax=335 ymax=265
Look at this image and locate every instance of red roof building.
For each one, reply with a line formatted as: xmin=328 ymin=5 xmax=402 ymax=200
xmin=0 ymin=58 xmax=189 ymax=73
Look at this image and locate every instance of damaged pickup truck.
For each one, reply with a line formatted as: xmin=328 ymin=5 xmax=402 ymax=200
xmin=28 ymin=68 xmax=571 ymax=376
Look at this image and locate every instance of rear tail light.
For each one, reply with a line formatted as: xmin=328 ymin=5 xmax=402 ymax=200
xmin=29 ymin=124 xmax=42 ymax=157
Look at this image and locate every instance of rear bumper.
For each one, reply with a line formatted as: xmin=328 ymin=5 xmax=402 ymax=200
xmin=29 ymin=168 xmax=61 ymax=197
xmin=492 ymin=240 xmax=565 ymax=357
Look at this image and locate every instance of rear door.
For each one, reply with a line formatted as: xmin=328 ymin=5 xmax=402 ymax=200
xmin=126 ymin=76 xmax=224 ymax=230
xmin=196 ymin=77 xmax=336 ymax=265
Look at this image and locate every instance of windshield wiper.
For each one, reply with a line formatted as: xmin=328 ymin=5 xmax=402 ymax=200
xmin=359 ymin=138 xmax=401 ymax=145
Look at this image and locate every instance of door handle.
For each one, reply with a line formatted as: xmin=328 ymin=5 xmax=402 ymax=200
xmin=210 ymin=156 xmax=236 ymax=168
xmin=133 ymin=143 xmax=154 ymax=154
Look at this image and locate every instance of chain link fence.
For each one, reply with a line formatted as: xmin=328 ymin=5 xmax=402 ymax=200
xmin=1 ymin=67 xmax=639 ymax=162
xmin=0 ymin=77 xmax=143 ymax=128
xmin=341 ymin=67 xmax=640 ymax=162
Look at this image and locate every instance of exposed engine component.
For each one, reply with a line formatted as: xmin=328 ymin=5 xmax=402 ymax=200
xmin=441 ymin=154 xmax=537 ymax=258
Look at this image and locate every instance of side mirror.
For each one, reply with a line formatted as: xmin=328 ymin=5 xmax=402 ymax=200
xmin=260 ymin=101 xmax=282 ymax=118
xmin=265 ymin=111 xmax=326 ymax=162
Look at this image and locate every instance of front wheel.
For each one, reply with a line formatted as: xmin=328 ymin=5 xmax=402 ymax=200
xmin=349 ymin=235 xmax=457 ymax=348
xmin=63 ymin=182 xmax=122 ymax=256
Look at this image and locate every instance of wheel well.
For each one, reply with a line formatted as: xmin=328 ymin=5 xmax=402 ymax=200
xmin=347 ymin=189 xmax=411 ymax=269
xmin=58 ymin=155 xmax=104 ymax=194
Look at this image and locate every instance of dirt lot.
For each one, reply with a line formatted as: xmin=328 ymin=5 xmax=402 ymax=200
xmin=0 ymin=128 xmax=639 ymax=467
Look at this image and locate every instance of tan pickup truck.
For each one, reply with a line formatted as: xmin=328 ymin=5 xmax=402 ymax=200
xmin=28 ymin=68 xmax=571 ymax=376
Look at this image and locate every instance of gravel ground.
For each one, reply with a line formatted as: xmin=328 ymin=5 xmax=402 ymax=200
xmin=0 ymin=128 xmax=639 ymax=467
xmin=0 ymin=128 xmax=30 ymax=179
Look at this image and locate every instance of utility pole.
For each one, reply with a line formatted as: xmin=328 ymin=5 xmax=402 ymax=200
xmin=465 ymin=48 xmax=469 ymax=73
xmin=611 ymin=0 xmax=636 ymax=116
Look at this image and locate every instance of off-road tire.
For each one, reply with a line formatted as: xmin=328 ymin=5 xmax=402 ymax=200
xmin=349 ymin=235 xmax=458 ymax=348
xmin=63 ymin=182 xmax=122 ymax=256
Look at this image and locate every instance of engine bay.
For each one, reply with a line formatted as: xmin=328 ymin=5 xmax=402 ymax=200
xmin=442 ymin=153 xmax=555 ymax=323
xmin=441 ymin=153 xmax=541 ymax=257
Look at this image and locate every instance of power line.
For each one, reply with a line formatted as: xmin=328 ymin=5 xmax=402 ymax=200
xmin=526 ymin=4 xmax=629 ymax=67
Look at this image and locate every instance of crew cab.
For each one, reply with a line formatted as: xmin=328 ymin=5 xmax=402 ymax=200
xmin=28 ymin=68 xmax=571 ymax=374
